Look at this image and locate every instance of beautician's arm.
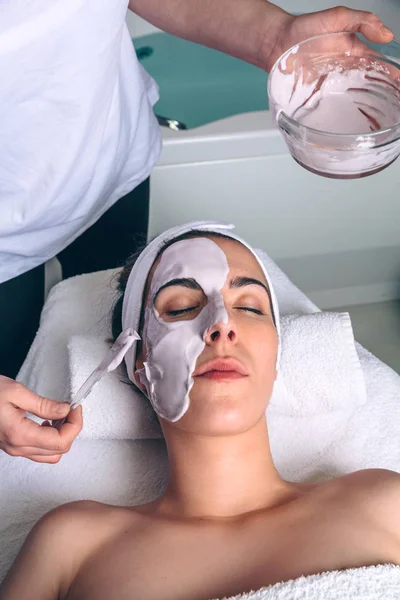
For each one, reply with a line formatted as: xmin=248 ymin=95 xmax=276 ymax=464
xmin=128 ymin=0 xmax=393 ymax=72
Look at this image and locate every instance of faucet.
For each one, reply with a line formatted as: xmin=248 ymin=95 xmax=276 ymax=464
xmin=156 ymin=114 xmax=187 ymax=131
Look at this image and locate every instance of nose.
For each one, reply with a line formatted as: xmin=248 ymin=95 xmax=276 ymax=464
xmin=204 ymin=319 xmax=237 ymax=345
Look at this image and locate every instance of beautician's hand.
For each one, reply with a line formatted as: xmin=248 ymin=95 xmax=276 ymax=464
xmin=264 ymin=7 xmax=394 ymax=71
xmin=0 ymin=375 xmax=82 ymax=463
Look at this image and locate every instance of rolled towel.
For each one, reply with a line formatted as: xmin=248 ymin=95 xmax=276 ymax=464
xmin=213 ymin=564 xmax=400 ymax=600
xmin=67 ymin=311 xmax=366 ymax=440
xmin=68 ymin=335 xmax=161 ymax=440
xmin=274 ymin=311 xmax=366 ymax=417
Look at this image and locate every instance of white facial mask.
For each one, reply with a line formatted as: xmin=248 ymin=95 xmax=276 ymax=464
xmin=136 ymin=238 xmax=230 ymax=422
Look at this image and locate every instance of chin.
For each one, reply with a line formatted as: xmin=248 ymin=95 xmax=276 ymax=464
xmin=178 ymin=395 xmax=267 ymax=436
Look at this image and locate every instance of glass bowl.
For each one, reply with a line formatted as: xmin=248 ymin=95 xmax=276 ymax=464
xmin=267 ymin=32 xmax=400 ymax=179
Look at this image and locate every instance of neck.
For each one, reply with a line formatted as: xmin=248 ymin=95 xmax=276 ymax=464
xmin=158 ymin=417 xmax=294 ymax=519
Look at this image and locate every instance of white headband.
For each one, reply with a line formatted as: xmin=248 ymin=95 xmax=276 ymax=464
xmin=120 ymin=221 xmax=281 ymax=390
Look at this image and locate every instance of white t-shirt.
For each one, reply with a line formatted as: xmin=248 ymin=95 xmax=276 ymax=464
xmin=0 ymin=0 xmax=162 ymax=283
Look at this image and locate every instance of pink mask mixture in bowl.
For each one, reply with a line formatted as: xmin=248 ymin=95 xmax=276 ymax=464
xmin=268 ymin=32 xmax=400 ymax=179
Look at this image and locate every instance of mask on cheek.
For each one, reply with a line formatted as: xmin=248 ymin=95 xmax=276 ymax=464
xmin=135 ymin=238 xmax=230 ymax=422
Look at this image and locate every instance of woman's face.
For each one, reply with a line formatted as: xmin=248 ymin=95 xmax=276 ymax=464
xmin=136 ymin=235 xmax=278 ymax=435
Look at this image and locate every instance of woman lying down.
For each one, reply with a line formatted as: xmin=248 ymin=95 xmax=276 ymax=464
xmin=1 ymin=222 xmax=400 ymax=600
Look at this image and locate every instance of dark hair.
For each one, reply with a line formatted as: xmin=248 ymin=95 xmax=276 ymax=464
xmin=111 ymin=229 xmax=234 ymax=345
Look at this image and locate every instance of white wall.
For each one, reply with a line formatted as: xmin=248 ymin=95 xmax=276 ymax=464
xmin=149 ymin=150 xmax=400 ymax=308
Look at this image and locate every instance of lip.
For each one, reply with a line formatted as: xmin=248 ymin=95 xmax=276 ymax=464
xmin=193 ymin=357 xmax=248 ymax=378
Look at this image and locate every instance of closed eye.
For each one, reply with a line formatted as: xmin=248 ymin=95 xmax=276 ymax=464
xmin=167 ymin=306 xmax=264 ymax=317
xmin=166 ymin=306 xmax=199 ymax=317
xmin=235 ymin=306 xmax=264 ymax=315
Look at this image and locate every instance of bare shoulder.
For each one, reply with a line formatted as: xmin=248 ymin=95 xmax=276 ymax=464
xmin=0 ymin=502 xmax=101 ymax=599
xmin=41 ymin=498 xmax=154 ymax=546
xmin=335 ymin=468 xmax=400 ymax=559
xmin=39 ymin=499 xmax=141 ymax=553
xmin=338 ymin=468 xmax=400 ymax=501
xmin=0 ymin=501 xmax=137 ymax=600
xmin=326 ymin=468 xmax=400 ymax=510
xmin=294 ymin=468 xmax=400 ymax=501
xmin=32 ymin=500 xmax=130 ymax=567
xmin=15 ymin=500 xmax=113 ymax=560
xmin=36 ymin=500 xmax=121 ymax=538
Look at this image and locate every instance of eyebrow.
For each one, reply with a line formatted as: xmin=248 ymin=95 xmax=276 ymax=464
xmin=153 ymin=276 xmax=270 ymax=303
xmin=229 ymin=276 xmax=270 ymax=298
xmin=153 ymin=278 xmax=203 ymax=303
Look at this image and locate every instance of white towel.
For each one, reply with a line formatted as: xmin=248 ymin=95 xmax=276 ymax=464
xmin=276 ymin=312 xmax=366 ymax=417
xmin=213 ymin=564 xmax=400 ymax=599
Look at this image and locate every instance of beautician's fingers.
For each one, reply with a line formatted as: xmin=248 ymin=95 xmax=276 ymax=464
xmin=4 ymin=408 xmax=82 ymax=457
xmin=22 ymin=409 xmax=82 ymax=463
xmin=1 ymin=405 xmax=82 ymax=460
xmin=0 ymin=375 xmax=71 ymax=420
xmin=62 ymin=405 xmax=83 ymax=431
xmin=18 ymin=405 xmax=83 ymax=451
xmin=267 ymin=8 xmax=394 ymax=71
xmin=0 ymin=375 xmax=76 ymax=457
xmin=3 ymin=445 xmax=68 ymax=457
xmin=19 ymin=454 xmax=65 ymax=464
xmin=294 ymin=8 xmax=394 ymax=45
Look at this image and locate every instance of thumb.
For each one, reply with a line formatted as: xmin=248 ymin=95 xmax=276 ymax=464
xmin=13 ymin=387 xmax=71 ymax=419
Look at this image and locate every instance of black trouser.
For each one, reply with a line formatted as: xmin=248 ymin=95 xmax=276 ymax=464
xmin=0 ymin=177 xmax=150 ymax=379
